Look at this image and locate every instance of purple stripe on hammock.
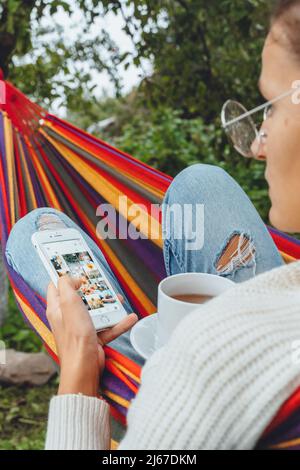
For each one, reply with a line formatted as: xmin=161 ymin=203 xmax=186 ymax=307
xmin=20 ymin=135 xmax=47 ymax=207
xmin=268 ymin=225 xmax=300 ymax=247
xmin=0 ymin=113 xmax=9 ymax=191
xmin=0 ymin=119 xmax=9 ymax=239
xmin=6 ymin=260 xmax=50 ymax=327
xmin=256 ymin=407 xmax=300 ymax=449
xmin=0 ymin=206 xmax=8 ymax=242
xmin=45 ymin=115 xmax=172 ymax=183
xmin=107 ymin=399 xmax=127 ymax=418
xmin=0 ymin=184 xmax=9 ymax=242
xmin=103 ymin=372 xmax=136 ymax=403
xmin=43 ymin=137 xmax=166 ymax=281
xmin=31 ymin=137 xmax=71 ymax=211
xmin=13 ymin=294 xmax=45 ymax=343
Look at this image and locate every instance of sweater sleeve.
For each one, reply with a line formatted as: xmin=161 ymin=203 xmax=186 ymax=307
xmin=45 ymin=394 xmax=111 ymax=450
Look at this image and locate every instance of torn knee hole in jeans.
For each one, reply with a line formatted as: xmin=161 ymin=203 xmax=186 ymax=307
xmin=36 ymin=213 xmax=67 ymax=231
xmin=215 ymin=232 xmax=256 ymax=276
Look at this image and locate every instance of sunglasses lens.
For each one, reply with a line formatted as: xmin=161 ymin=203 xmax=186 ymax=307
xmin=221 ymin=100 xmax=258 ymax=158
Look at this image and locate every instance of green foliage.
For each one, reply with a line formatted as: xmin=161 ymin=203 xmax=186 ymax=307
xmin=61 ymin=0 xmax=277 ymax=227
xmin=0 ymin=288 xmax=42 ymax=352
xmin=114 ymin=106 xmax=271 ymax=222
xmin=0 ymin=378 xmax=58 ymax=450
xmin=0 ymin=0 xmax=123 ymax=110
xmin=2 ymin=0 xmax=276 ymax=116
xmin=99 ymin=0 xmax=274 ymax=117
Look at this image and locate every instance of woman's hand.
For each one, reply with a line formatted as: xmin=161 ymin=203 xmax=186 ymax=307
xmin=46 ymin=275 xmax=138 ymax=397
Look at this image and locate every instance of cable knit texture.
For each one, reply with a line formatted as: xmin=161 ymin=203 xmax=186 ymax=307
xmin=46 ymin=261 xmax=300 ymax=450
xmin=45 ymin=395 xmax=110 ymax=450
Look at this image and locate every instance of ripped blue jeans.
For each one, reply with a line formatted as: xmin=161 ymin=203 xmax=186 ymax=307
xmin=5 ymin=164 xmax=284 ymax=366
xmin=162 ymin=164 xmax=284 ymax=280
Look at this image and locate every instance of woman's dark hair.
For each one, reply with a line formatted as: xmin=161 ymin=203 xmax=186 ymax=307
xmin=271 ymin=0 xmax=300 ymax=60
xmin=272 ymin=0 xmax=300 ymax=18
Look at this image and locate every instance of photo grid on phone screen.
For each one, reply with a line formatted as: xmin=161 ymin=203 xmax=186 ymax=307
xmin=50 ymin=251 xmax=117 ymax=311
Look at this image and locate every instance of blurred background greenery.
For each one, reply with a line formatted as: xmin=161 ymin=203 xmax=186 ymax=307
xmin=0 ymin=0 xmax=290 ymax=449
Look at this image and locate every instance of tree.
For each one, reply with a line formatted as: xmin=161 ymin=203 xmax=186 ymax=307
xmin=0 ymin=0 xmax=36 ymax=77
xmin=0 ymin=0 xmax=123 ymax=111
xmin=0 ymin=0 xmax=279 ymax=225
xmin=98 ymin=0 xmax=273 ymax=119
xmin=1 ymin=0 xmax=275 ymax=118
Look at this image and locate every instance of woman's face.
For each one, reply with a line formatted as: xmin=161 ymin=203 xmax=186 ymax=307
xmin=257 ymin=22 xmax=300 ymax=233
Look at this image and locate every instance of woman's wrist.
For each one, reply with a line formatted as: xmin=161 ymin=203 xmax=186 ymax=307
xmin=58 ymin=354 xmax=100 ymax=397
xmin=58 ymin=376 xmax=99 ymax=397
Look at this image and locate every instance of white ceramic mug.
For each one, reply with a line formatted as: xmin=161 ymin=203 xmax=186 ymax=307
xmin=156 ymin=272 xmax=234 ymax=348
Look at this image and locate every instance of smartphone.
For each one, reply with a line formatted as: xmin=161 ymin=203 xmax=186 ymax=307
xmin=31 ymin=228 xmax=128 ymax=331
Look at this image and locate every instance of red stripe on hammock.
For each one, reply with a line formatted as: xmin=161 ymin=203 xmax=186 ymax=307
xmin=46 ymin=117 xmax=170 ymax=193
xmin=58 ymin=145 xmax=163 ymax=219
xmin=263 ymin=385 xmax=300 ymax=437
xmin=105 ymin=359 xmax=138 ymax=394
xmin=105 ymin=345 xmax=141 ymax=378
xmin=110 ymin=406 xmax=126 ymax=427
xmin=270 ymin=230 xmax=300 ymax=259
xmin=0 ymin=148 xmax=12 ymax=234
xmin=13 ymin=130 xmax=27 ymax=217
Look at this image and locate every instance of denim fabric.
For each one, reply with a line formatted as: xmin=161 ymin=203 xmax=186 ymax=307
xmin=5 ymin=164 xmax=284 ymax=367
xmin=162 ymin=164 xmax=284 ymax=280
xmin=5 ymin=207 xmax=145 ymax=367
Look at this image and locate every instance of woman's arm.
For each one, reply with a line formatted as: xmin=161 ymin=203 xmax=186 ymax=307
xmin=44 ymin=275 xmax=138 ymax=450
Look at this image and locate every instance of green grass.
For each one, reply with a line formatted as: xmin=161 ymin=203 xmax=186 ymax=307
xmin=0 ymin=287 xmax=125 ymax=449
xmin=0 ymin=288 xmax=58 ymax=450
xmin=0 ymin=378 xmax=59 ymax=450
xmin=0 ymin=288 xmax=42 ymax=353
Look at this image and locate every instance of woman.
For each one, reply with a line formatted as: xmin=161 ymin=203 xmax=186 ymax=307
xmin=5 ymin=0 xmax=300 ymax=449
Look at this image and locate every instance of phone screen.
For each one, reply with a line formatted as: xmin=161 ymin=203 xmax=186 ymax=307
xmin=41 ymin=238 xmax=120 ymax=316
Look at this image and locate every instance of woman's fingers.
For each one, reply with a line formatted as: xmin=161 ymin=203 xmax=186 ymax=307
xmin=57 ymin=275 xmax=85 ymax=314
xmin=57 ymin=274 xmax=96 ymax=335
xmin=46 ymin=282 xmax=62 ymax=330
xmin=97 ymin=313 xmax=138 ymax=346
xmin=58 ymin=274 xmax=84 ymax=293
xmin=117 ymin=294 xmax=124 ymax=304
xmin=47 ymin=282 xmax=59 ymax=308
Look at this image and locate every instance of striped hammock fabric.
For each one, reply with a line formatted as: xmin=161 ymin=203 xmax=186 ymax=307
xmin=1 ymin=77 xmax=300 ymax=449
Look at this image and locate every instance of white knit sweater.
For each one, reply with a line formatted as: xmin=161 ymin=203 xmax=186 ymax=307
xmin=45 ymin=260 xmax=300 ymax=450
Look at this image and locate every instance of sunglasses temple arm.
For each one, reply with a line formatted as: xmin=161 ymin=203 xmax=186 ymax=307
xmin=223 ymin=88 xmax=297 ymax=128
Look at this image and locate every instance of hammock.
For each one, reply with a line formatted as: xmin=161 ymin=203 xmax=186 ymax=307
xmin=1 ymin=77 xmax=300 ymax=450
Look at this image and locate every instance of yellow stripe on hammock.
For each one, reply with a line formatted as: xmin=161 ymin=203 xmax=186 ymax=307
xmin=44 ymin=120 xmax=166 ymax=200
xmin=24 ymin=135 xmax=62 ymax=210
xmin=40 ymin=129 xmax=163 ymax=248
xmin=16 ymin=132 xmax=38 ymax=210
xmin=110 ymin=439 xmax=119 ymax=450
xmin=15 ymin=292 xmax=57 ymax=354
xmin=3 ymin=113 xmax=17 ymax=226
xmin=110 ymin=358 xmax=141 ymax=385
xmin=78 ymin=214 xmax=156 ymax=315
xmin=270 ymin=436 xmax=300 ymax=449
xmin=103 ymin=390 xmax=130 ymax=409
xmin=280 ymin=251 xmax=296 ymax=264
